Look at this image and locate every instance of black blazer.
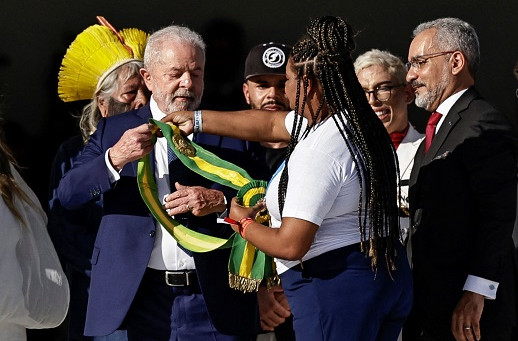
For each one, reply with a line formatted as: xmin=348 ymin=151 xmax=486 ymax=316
xmin=406 ymin=87 xmax=518 ymax=340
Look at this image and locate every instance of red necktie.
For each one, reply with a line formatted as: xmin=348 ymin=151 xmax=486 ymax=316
xmin=425 ymin=112 xmax=442 ymax=154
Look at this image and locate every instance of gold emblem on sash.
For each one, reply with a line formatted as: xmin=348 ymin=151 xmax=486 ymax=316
xmin=172 ymin=134 xmax=196 ymax=157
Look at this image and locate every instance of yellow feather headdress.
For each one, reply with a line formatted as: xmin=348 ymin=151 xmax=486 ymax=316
xmin=58 ymin=16 xmax=149 ymax=102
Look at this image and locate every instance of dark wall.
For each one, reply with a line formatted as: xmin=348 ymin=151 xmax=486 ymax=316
xmin=1 ymin=0 xmax=518 ymax=206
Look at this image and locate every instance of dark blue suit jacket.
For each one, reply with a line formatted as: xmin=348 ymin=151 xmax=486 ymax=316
xmin=48 ymin=134 xmax=101 ymax=340
xmin=57 ymin=104 xmax=261 ymax=337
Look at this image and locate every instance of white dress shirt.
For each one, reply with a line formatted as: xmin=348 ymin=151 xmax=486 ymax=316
xmin=106 ymin=96 xmax=195 ymax=270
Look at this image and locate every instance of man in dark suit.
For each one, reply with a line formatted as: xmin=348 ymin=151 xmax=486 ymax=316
xmin=57 ymin=24 xmax=259 ymax=341
xmin=403 ymin=18 xmax=518 ymax=341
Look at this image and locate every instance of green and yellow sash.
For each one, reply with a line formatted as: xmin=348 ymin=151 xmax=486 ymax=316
xmin=137 ymin=119 xmax=279 ymax=292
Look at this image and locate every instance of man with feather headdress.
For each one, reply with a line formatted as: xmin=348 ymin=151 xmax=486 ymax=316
xmin=47 ymin=16 xmax=149 ymax=341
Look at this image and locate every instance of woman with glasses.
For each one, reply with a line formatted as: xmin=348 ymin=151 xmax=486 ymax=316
xmin=164 ymin=16 xmax=412 ymax=341
xmin=354 ymin=49 xmax=424 ymax=243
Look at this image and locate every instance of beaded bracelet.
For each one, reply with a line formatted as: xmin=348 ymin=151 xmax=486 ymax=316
xmin=193 ymin=110 xmax=203 ymax=133
xmin=239 ymin=217 xmax=254 ymax=239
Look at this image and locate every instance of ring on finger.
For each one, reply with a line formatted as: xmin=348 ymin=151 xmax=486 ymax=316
xmin=186 ymin=204 xmax=191 ymax=211
xmin=464 ymin=326 xmax=471 ymax=330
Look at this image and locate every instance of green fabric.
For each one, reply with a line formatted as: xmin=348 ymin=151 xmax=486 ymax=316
xmin=136 ymin=119 xmax=278 ymax=292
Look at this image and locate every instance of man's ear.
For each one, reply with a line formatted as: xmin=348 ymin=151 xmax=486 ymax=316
xmin=242 ymin=82 xmax=251 ymax=105
xmin=450 ymin=51 xmax=465 ymax=76
xmin=97 ymin=97 xmax=108 ymax=118
xmin=140 ymin=68 xmax=153 ymax=91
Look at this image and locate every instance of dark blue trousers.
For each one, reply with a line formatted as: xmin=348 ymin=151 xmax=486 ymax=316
xmin=280 ymin=243 xmax=413 ymax=341
xmin=124 ymin=268 xmax=252 ymax=341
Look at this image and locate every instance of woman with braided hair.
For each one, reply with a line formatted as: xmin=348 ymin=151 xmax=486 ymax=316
xmin=165 ymin=15 xmax=412 ymax=340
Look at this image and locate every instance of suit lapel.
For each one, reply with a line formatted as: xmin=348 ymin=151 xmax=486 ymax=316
xmin=409 ymin=87 xmax=479 ymax=204
xmin=422 ymin=87 xmax=479 ymax=165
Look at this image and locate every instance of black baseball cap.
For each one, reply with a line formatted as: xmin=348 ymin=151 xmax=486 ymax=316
xmin=244 ymin=42 xmax=292 ymax=81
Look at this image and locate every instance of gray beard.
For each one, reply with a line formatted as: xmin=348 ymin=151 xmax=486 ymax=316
xmin=166 ymin=99 xmax=199 ymax=113
xmin=414 ymin=72 xmax=449 ymax=111
xmin=156 ymin=92 xmax=202 ymax=114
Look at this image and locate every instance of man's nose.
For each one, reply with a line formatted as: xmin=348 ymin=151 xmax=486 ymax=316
xmin=267 ymin=86 xmax=282 ymax=98
xmin=366 ymin=91 xmax=380 ymax=105
xmin=179 ymin=74 xmax=192 ymax=88
xmin=406 ymin=68 xmax=417 ymax=83
xmin=133 ymin=90 xmax=149 ymax=109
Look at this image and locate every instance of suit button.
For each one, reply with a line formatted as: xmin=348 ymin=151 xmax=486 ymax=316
xmin=149 ymin=230 xmax=155 ymax=237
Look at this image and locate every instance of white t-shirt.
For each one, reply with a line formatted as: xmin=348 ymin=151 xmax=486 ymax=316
xmin=266 ymin=111 xmax=362 ymax=273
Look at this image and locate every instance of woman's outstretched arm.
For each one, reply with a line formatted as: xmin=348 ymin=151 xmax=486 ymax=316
xmin=163 ymin=109 xmax=291 ymax=142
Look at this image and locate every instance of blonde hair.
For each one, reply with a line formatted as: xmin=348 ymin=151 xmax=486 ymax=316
xmin=354 ymin=49 xmax=407 ymax=84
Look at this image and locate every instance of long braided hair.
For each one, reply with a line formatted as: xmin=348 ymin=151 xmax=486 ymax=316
xmin=278 ymin=15 xmax=400 ymax=269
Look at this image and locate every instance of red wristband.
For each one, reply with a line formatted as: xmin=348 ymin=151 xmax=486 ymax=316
xmin=238 ymin=217 xmax=254 ymax=239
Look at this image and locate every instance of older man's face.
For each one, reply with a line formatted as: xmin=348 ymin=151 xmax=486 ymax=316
xmin=99 ymin=66 xmax=150 ymax=118
xmin=406 ymin=29 xmax=452 ymax=112
xmin=141 ymin=41 xmax=205 ymax=114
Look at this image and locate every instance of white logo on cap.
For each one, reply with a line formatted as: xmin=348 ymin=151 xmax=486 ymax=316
xmin=262 ymin=47 xmax=285 ymax=69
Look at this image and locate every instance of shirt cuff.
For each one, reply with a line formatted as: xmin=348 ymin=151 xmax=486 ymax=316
xmin=217 ymin=195 xmax=228 ymax=218
xmin=463 ymin=275 xmax=498 ymax=300
xmin=105 ymin=148 xmax=120 ymax=183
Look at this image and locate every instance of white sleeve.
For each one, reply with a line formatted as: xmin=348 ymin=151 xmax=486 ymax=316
xmin=285 ymin=111 xmax=308 ymax=137
xmin=105 ymin=148 xmax=120 ymax=183
xmin=0 ymin=167 xmax=70 ymax=329
xmin=463 ymin=275 xmax=498 ymax=300
xmin=282 ymin=148 xmax=343 ymax=225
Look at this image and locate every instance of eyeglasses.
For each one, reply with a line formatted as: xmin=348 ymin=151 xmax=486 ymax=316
xmin=364 ymin=84 xmax=405 ymax=102
xmin=405 ymin=51 xmax=456 ymax=72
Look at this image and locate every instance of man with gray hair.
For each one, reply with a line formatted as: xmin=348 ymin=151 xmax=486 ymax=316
xmin=57 ymin=24 xmax=260 ymax=341
xmin=404 ymin=17 xmax=518 ymax=341
xmin=354 ymin=49 xmax=424 ymax=242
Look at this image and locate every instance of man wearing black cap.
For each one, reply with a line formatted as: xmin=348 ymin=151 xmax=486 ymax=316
xmin=243 ymin=42 xmax=291 ymax=175
xmin=243 ymin=42 xmax=295 ymax=341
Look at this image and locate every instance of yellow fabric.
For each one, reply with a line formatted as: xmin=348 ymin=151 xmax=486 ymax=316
xmin=238 ymin=242 xmax=257 ymax=278
xmin=58 ymin=22 xmax=148 ymax=102
xmin=191 ymin=156 xmax=251 ymax=188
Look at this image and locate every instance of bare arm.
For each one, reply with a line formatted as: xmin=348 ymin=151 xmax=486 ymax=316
xmin=228 ymin=197 xmax=318 ymax=260
xmin=163 ymin=109 xmax=291 ymax=143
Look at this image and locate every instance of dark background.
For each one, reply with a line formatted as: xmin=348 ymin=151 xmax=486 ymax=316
xmin=0 ymin=1 xmax=517 ymax=339
xmin=2 ymin=0 xmax=518 ymax=207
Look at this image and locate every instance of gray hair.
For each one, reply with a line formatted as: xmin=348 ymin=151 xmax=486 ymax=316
xmin=412 ymin=17 xmax=480 ymax=77
xmin=354 ymin=49 xmax=407 ymax=84
xmin=144 ymin=25 xmax=206 ymax=71
xmin=78 ymin=60 xmax=144 ymax=143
